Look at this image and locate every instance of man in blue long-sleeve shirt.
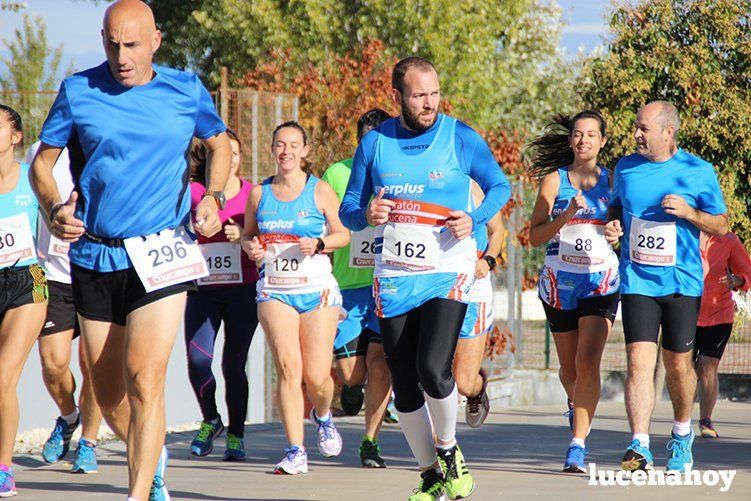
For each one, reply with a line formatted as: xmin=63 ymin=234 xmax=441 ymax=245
xmin=339 ymin=56 xmax=510 ymax=501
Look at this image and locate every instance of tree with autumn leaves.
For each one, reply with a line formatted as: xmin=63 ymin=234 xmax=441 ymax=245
xmin=580 ymin=0 xmax=751 ymax=246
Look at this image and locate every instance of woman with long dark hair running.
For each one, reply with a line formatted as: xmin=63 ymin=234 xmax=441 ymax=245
xmin=527 ymin=110 xmax=619 ymax=473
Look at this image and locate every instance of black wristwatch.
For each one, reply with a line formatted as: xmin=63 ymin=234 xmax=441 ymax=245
xmin=482 ymin=255 xmax=497 ymax=270
xmin=315 ymin=238 xmax=326 ymax=254
xmin=202 ymin=190 xmax=226 ymax=210
xmin=49 ymin=202 xmax=65 ymax=223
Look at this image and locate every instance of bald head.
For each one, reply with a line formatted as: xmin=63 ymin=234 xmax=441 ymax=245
xmin=102 ymin=0 xmax=161 ymax=87
xmin=104 ymin=0 xmax=156 ymax=32
xmin=634 ymin=100 xmax=680 ymax=162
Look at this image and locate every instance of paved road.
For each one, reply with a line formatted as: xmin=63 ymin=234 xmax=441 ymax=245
xmin=11 ymin=401 xmax=751 ymax=500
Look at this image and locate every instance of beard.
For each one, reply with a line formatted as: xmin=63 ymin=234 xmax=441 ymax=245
xmin=401 ymin=98 xmax=438 ymax=132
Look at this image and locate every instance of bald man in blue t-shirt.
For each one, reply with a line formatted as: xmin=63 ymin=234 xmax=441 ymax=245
xmin=605 ymin=100 xmax=727 ymax=475
xmin=30 ymin=1 xmax=231 ymax=499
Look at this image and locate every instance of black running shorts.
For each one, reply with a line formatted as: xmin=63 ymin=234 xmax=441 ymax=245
xmin=694 ymin=323 xmax=733 ymax=360
xmin=71 ymin=264 xmax=196 ymax=326
xmin=0 ymin=264 xmax=47 ymax=319
xmin=541 ymin=292 xmax=620 ymax=333
xmin=621 ymin=293 xmax=701 ymax=353
xmin=41 ymin=281 xmax=79 ymax=337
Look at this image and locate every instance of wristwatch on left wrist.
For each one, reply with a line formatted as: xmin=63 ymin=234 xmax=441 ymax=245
xmin=482 ymin=255 xmax=497 ymax=270
xmin=315 ymin=238 xmax=326 ymax=254
xmin=202 ymin=190 xmax=226 ymax=210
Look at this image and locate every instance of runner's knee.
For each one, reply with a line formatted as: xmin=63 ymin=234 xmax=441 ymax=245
xmin=417 ymin=358 xmax=454 ymax=399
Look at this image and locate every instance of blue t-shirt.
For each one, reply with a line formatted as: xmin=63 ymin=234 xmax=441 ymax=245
xmin=340 ymin=114 xmax=511 ymax=231
xmin=610 ymin=149 xmax=727 ymax=296
xmin=0 ymin=162 xmax=39 ymax=268
xmin=39 ymin=62 xmax=226 ymax=271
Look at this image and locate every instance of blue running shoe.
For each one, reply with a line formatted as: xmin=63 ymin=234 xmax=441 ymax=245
xmin=71 ymin=440 xmax=98 ymax=474
xmin=563 ymin=444 xmax=587 ymax=473
xmin=621 ymin=439 xmax=653 ymax=471
xmin=149 ymin=446 xmax=170 ymax=501
xmin=190 ymin=418 xmax=224 ymax=457
xmin=563 ymin=400 xmax=574 ymax=431
xmin=384 ymin=398 xmax=399 ymax=424
xmin=42 ymin=415 xmax=80 ymax=464
xmin=666 ymin=431 xmax=694 ymax=472
xmin=223 ymin=433 xmax=246 ymax=462
xmin=0 ymin=464 xmax=16 ymax=498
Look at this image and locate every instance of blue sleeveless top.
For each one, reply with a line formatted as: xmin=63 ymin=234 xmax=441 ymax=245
xmin=544 ymin=167 xmax=618 ymax=273
xmin=256 ymin=175 xmax=326 ymax=239
xmin=0 ymin=162 xmax=39 ymax=268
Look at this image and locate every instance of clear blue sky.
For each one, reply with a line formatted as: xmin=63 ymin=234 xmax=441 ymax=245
xmin=1 ymin=0 xmax=613 ymax=84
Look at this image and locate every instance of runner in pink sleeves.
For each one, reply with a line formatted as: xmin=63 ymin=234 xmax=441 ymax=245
xmin=185 ymin=130 xmax=259 ymax=461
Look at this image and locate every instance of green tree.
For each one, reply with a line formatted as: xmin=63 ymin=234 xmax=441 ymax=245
xmin=0 ymin=13 xmax=70 ymax=148
xmin=580 ymin=0 xmax=751 ymax=244
xmin=137 ymin=0 xmax=572 ymax=132
xmin=0 ymin=13 xmax=65 ymax=91
xmin=1 ymin=1 xmax=25 ymax=12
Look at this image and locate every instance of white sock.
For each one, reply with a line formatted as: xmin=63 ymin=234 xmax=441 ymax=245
xmin=633 ymin=433 xmax=650 ymax=448
xmin=313 ymin=410 xmax=331 ymax=423
xmin=425 ymin=384 xmax=458 ymax=447
xmin=81 ymin=438 xmax=97 ymax=446
xmin=126 ymin=498 xmax=140 ymax=501
xmin=62 ymin=408 xmax=79 ymax=425
xmin=672 ymin=419 xmax=691 ymax=437
xmin=570 ymin=437 xmax=585 ymax=449
xmin=398 ymin=404 xmax=438 ymax=469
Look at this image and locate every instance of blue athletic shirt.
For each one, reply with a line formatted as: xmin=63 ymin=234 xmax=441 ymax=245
xmin=39 ymin=62 xmax=226 ymax=272
xmin=610 ymin=149 xmax=727 ymax=297
xmin=0 ymin=162 xmax=39 ymax=268
xmin=340 ymin=114 xmax=511 ymax=232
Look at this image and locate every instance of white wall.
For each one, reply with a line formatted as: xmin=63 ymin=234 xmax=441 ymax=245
xmin=17 ymin=322 xmax=266 ymax=434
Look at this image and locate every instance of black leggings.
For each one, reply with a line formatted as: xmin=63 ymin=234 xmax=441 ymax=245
xmin=379 ymin=298 xmax=467 ymax=413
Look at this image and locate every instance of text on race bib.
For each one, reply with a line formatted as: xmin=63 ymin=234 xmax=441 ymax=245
xmin=349 ymin=226 xmax=376 ymax=268
xmin=48 ymin=235 xmax=70 ymax=258
xmin=0 ymin=213 xmax=36 ymax=267
xmin=559 ymin=220 xmax=610 ymax=266
xmin=381 ymin=222 xmax=439 ymax=270
xmin=262 ymin=238 xmax=314 ymax=287
xmin=198 ymin=242 xmax=242 ymax=285
xmin=629 ymin=216 xmax=677 ymax=266
xmin=124 ymin=227 xmax=208 ymax=292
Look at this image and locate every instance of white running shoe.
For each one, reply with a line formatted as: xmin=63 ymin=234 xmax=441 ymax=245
xmin=310 ymin=409 xmax=343 ymax=457
xmin=274 ymin=446 xmax=309 ymax=475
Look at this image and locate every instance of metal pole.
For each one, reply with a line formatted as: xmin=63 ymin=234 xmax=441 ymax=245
xmin=292 ymin=96 xmax=299 ymax=122
xmin=219 ymin=66 xmax=229 ymax=125
xmin=506 ymin=193 xmax=517 ymax=368
xmin=251 ymin=93 xmax=259 ymax=185
xmin=544 ymin=323 xmax=551 ymax=369
xmin=514 ymin=182 xmax=524 ymax=365
xmin=275 ymin=95 xmax=283 ymax=126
